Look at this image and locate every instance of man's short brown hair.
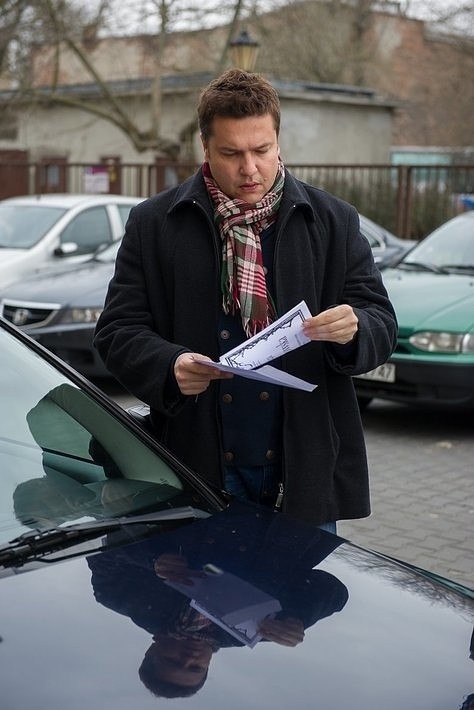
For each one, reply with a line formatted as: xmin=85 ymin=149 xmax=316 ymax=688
xmin=197 ymin=69 xmax=281 ymax=141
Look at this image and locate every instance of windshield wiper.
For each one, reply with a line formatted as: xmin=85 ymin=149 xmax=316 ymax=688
xmin=441 ymin=264 xmax=474 ymax=272
xmin=0 ymin=507 xmax=207 ymax=568
xmin=398 ymin=261 xmax=449 ymax=274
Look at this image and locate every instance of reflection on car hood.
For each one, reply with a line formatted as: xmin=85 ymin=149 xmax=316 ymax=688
xmin=0 ymin=261 xmax=114 ymax=305
xmin=0 ymin=500 xmax=472 ymax=710
xmin=383 ymin=270 xmax=474 ymax=331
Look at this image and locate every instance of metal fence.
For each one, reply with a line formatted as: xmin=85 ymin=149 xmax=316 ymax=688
xmin=1 ymin=160 xmax=472 ymax=239
xmin=287 ymin=163 xmax=473 ymax=239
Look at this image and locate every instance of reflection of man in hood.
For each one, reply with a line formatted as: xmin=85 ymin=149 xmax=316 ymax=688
xmin=88 ymin=502 xmax=349 ymax=698
xmin=460 ymin=694 xmax=474 ymax=710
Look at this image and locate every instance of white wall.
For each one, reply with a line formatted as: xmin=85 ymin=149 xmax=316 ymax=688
xmin=280 ymin=98 xmax=393 ymax=164
xmin=1 ymin=88 xmax=394 ymax=167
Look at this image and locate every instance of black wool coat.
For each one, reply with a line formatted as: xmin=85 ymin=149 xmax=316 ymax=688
xmin=94 ymin=169 xmax=397 ymax=525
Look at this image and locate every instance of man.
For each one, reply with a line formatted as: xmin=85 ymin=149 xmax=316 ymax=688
xmin=88 ymin=501 xmax=348 ymax=697
xmin=94 ymin=69 xmax=397 ymax=528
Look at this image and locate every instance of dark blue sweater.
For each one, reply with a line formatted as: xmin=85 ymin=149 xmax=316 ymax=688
xmin=218 ymin=224 xmax=282 ymax=467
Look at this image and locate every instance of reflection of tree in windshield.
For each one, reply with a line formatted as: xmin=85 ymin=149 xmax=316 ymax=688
xmin=88 ymin=503 xmax=348 ymax=698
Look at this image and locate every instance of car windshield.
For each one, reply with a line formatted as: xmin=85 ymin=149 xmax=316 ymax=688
xmin=0 ymin=325 xmax=216 ymax=547
xmin=0 ymin=205 xmax=67 ymax=248
xmin=401 ymin=213 xmax=474 ymax=272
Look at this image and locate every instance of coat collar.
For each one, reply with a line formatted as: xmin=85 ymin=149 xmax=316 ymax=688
xmin=167 ymin=165 xmax=316 ymax=222
xmin=167 ymin=168 xmax=211 ymax=216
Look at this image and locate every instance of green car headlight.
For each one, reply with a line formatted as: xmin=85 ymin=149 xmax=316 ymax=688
xmin=409 ymin=331 xmax=473 ymax=354
xmin=461 ymin=333 xmax=474 ymax=353
xmin=60 ymin=308 xmax=103 ymax=324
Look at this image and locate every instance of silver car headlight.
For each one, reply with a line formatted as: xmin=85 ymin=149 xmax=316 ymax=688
xmin=59 ymin=308 xmax=103 ymax=324
xmin=409 ymin=331 xmax=474 ymax=354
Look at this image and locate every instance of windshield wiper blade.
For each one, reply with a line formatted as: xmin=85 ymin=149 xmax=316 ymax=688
xmin=0 ymin=507 xmax=206 ymax=567
xmin=398 ymin=261 xmax=448 ymax=274
xmin=441 ymin=264 xmax=474 ymax=272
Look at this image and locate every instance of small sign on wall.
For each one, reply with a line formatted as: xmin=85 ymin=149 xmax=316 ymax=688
xmin=83 ymin=165 xmax=109 ymax=193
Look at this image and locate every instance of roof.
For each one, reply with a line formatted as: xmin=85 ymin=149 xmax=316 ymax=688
xmin=0 ymin=72 xmax=398 ymax=108
xmin=0 ymin=194 xmax=141 ymax=207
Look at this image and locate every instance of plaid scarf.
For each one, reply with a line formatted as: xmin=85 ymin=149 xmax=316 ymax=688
xmin=203 ymin=160 xmax=285 ymax=336
xmin=168 ymin=605 xmax=221 ymax=651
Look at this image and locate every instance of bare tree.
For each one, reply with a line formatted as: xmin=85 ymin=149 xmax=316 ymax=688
xmin=252 ymin=1 xmax=402 ymax=85
xmin=0 ymin=0 xmax=248 ymax=157
xmin=1 ymin=0 xmax=471 ymax=156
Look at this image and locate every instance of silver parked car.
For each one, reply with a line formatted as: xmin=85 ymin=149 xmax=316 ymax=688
xmin=0 ymin=213 xmax=412 ymax=378
xmin=0 ymin=193 xmax=143 ymax=288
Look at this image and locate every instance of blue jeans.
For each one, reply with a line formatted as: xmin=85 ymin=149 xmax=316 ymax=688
xmin=224 ymin=464 xmax=280 ymax=505
xmin=223 ymin=465 xmax=337 ymax=533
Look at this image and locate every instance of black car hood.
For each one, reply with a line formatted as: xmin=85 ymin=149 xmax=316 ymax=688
xmin=0 ymin=502 xmax=472 ymax=710
xmin=0 ymin=260 xmax=113 ymax=305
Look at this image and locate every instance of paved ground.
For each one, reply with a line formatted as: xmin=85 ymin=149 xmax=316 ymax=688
xmin=338 ymin=400 xmax=474 ymax=591
xmin=106 ymin=382 xmax=473 ymax=591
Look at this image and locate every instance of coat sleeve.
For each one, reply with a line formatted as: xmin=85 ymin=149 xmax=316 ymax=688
xmin=93 ymin=206 xmax=188 ymax=413
xmin=324 ymin=205 xmax=398 ymax=376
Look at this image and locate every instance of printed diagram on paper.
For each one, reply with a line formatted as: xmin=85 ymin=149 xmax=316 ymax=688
xmin=195 ymin=300 xmax=318 ymax=391
xmin=221 ymin=301 xmax=312 ymax=369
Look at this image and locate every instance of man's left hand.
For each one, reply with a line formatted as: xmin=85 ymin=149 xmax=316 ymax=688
xmin=258 ymin=617 xmax=305 ymax=647
xmin=303 ymin=305 xmax=358 ymax=345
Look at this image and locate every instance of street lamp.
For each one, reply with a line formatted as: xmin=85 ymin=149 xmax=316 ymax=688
xmin=230 ymin=29 xmax=260 ymax=72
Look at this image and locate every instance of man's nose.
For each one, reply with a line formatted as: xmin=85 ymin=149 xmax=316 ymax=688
xmin=239 ymin=153 xmax=257 ymax=175
xmin=179 ymin=644 xmax=205 ymax=661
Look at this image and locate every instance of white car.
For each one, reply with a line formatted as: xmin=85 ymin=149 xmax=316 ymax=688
xmin=0 ymin=194 xmax=143 ymax=288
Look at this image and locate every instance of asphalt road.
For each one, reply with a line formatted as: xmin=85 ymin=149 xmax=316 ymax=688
xmin=103 ymin=381 xmax=473 ymax=591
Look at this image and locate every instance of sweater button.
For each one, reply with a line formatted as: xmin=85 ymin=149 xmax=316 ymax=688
xmin=224 ymin=451 xmax=234 ymax=462
xmin=265 ymin=449 xmax=275 ymax=461
xmin=222 ymin=393 xmax=233 ymax=404
xmin=220 ymin=329 xmax=231 ymax=340
xmin=259 ymin=391 xmax=270 ymax=401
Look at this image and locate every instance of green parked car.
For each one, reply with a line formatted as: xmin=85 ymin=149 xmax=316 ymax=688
xmin=354 ymin=209 xmax=474 ymax=410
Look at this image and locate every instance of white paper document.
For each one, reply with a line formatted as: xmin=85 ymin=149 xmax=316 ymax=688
xmin=197 ymin=300 xmax=318 ymax=391
xmin=166 ymin=567 xmax=282 ymax=648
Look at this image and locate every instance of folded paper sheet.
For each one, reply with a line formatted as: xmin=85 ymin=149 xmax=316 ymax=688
xmin=197 ymin=300 xmax=317 ymax=391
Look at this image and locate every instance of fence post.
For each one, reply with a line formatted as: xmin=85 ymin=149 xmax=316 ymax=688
xmin=395 ymin=164 xmax=414 ymax=238
xmin=395 ymin=165 xmax=405 ymax=237
xmin=404 ymin=166 xmax=414 ymax=239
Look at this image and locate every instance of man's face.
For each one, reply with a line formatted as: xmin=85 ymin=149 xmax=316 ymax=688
xmin=201 ymin=114 xmax=280 ymax=205
xmin=149 ymin=636 xmax=213 ymax=688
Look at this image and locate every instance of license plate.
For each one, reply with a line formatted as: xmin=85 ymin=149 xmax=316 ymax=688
xmin=355 ymin=363 xmax=396 ymax=383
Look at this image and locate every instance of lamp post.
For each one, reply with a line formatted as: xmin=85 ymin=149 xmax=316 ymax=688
xmin=230 ymin=29 xmax=260 ymax=72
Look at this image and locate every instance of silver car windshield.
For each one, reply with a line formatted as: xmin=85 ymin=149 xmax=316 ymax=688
xmin=0 ymin=327 xmax=200 ymax=546
xmin=0 ymin=205 xmax=66 ymax=248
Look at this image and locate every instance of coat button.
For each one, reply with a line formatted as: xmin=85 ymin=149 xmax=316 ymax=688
xmin=220 ymin=329 xmax=231 ymax=340
xmin=259 ymin=391 xmax=270 ymax=401
xmin=222 ymin=393 xmax=233 ymax=404
xmin=224 ymin=451 xmax=234 ymax=462
xmin=265 ymin=449 xmax=275 ymax=461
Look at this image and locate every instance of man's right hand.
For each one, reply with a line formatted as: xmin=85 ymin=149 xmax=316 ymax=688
xmin=174 ymin=353 xmax=233 ymax=396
